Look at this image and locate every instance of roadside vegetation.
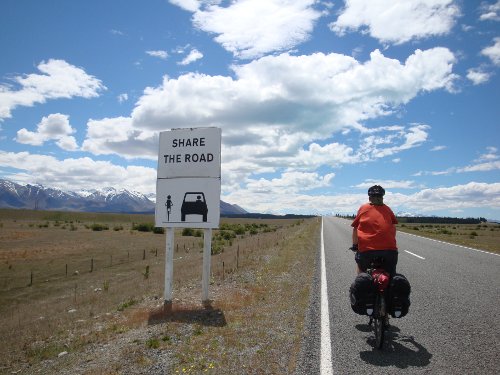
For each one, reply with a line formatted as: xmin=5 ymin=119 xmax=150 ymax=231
xmin=0 ymin=209 xmax=319 ymax=374
xmin=397 ymin=222 xmax=500 ymax=254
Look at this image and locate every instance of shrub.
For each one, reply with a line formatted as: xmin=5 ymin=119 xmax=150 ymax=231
xmin=153 ymin=227 xmax=164 ymax=234
xmin=118 ymin=298 xmax=137 ymax=311
xmin=133 ymin=223 xmax=154 ymax=232
xmin=91 ymin=223 xmax=109 ymax=231
xmin=182 ymin=228 xmax=194 ymax=236
xmin=211 ymin=242 xmax=224 ymax=255
xmin=146 ymin=338 xmax=160 ymax=349
xmin=234 ymin=225 xmax=246 ymax=235
xmin=113 ymin=225 xmax=124 ymax=231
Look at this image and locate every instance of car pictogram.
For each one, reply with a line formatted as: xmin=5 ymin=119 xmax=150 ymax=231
xmin=181 ymin=192 xmax=208 ymax=222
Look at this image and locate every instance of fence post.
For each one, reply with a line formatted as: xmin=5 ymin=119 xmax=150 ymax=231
xmin=29 ymin=270 xmax=33 ymax=286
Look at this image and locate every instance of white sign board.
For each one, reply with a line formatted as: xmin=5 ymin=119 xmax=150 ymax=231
xmin=157 ymin=127 xmax=221 ymax=178
xmin=155 ymin=127 xmax=221 ymax=228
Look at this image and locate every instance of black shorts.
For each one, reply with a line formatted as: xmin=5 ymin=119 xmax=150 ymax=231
xmin=355 ymin=250 xmax=398 ymax=276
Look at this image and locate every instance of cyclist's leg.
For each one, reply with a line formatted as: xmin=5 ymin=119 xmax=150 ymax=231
xmin=381 ymin=250 xmax=398 ymax=277
xmin=355 ymin=251 xmax=372 ymax=274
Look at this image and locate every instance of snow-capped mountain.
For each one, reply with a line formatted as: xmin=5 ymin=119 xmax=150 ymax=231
xmin=0 ymin=179 xmax=247 ymax=215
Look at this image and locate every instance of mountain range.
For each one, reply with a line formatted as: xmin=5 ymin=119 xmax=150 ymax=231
xmin=0 ymin=179 xmax=247 ymax=215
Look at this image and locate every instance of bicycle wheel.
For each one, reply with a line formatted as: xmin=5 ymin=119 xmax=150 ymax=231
xmin=374 ymin=294 xmax=385 ymax=349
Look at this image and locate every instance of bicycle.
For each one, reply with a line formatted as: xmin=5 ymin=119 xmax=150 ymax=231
xmin=365 ymin=257 xmax=391 ymax=349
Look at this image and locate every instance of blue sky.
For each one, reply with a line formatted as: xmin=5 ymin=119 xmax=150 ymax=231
xmin=0 ymin=0 xmax=499 ymax=218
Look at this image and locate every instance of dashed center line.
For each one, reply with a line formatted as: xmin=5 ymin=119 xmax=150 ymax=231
xmin=404 ymin=250 xmax=425 ymax=260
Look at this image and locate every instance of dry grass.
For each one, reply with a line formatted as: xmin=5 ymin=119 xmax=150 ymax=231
xmin=397 ymin=222 xmax=500 ymax=254
xmin=0 ymin=209 xmax=319 ymax=374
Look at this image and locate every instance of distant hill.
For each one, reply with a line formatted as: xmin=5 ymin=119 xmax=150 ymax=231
xmin=0 ymin=179 xmax=247 ymax=216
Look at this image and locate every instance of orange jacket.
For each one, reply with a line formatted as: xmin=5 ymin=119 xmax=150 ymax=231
xmin=352 ymin=203 xmax=398 ymax=251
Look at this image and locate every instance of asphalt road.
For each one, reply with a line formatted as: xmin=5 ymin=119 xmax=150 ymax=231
xmin=297 ymin=217 xmax=500 ymax=375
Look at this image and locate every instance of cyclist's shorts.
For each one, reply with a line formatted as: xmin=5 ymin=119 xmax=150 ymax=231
xmin=355 ymin=250 xmax=398 ymax=276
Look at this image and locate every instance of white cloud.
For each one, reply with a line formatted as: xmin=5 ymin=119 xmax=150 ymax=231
xmin=81 ymin=117 xmax=157 ymax=159
xmin=481 ymin=37 xmax=500 ymax=65
xmin=0 ymin=151 xmax=156 ymax=195
xmin=178 ymin=49 xmax=204 ymax=65
xmin=479 ymin=0 xmax=500 ymax=21
xmin=0 ymin=59 xmax=106 ymax=121
xmin=15 ymin=113 xmax=78 ymax=151
xmin=353 ymin=179 xmax=418 ymax=190
xmin=224 ymin=181 xmax=500 ymax=215
xmin=146 ymin=50 xmax=169 ymax=60
xmin=467 ymin=67 xmax=492 ymax=85
xmin=330 ymin=0 xmax=461 ymax=45
xmin=244 ymin=171 xmax=335 ymax=194
xmin=169 ymin=0 xmax=201 ymax=12
xmin=117 ymin=93 xmax=129 ymax=103
xmin=183 ymin=0 xmax=322 ymax=59
xmin=395 ymin=182 xmax=500 ymax=212
xmin=81 ymin=48 xmax=456 ymax=185
xmin=415 ymin=147 xmax=500 ymax=175
xmin=131 ymin=48 xmax=456 ymax=134
xmin=431 ymin=145 xmax=447 ymax=151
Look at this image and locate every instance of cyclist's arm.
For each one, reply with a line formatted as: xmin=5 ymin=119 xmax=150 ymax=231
xmin=352 ymin=227 xmax=358 ymax=247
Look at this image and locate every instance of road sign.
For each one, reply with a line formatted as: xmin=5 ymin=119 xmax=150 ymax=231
xmin=157 ymin=127 xmax=221 ymax=179
xmin=155 ymin=177 xmax=221 ymax=228
xmin=155 ymin=127 xmax=221 ymax=303
xmin=155 ymin=127 xmax=221 ymax=228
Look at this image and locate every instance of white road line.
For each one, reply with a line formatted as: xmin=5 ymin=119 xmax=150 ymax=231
xmin=399 ymin=231 xmax=500 ymax=257
xmin=320 ymin=218 xmax=333 ymax=375
xmin=404 ymin=250 xmax=426 ymax=260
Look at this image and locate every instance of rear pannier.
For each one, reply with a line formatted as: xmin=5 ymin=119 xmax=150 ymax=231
xmin=388 ymin=273 xmax=411 ymax=318
xmin=350 ymin=272 xmax=377 ymax=316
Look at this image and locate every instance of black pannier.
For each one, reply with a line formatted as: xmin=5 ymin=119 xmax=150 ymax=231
xmin=350 ymin=272 xmax=376 ymax=315
xmin=388 ymin=273 xmax=411 ymax=318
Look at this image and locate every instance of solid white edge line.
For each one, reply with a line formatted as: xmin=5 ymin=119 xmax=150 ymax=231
xmin=404 ymin=250 xmax=425 ymax=260
xmin=320 ymin=217 xmax=334 ymax=375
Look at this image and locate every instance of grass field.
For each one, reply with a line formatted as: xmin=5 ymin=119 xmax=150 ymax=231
xmin=0 ymin=209 xmax=320 ymax=374
xmin=397 ymin=222 xmax=500 ymax=254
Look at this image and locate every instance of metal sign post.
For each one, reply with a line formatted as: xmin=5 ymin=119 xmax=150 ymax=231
xmin=202 ymin=228 xmax=212 ymax=301
xmin=164 ymin=227 xmax=174 ymax=302
xmin=155 ymin=127 xmax=221 ymax=304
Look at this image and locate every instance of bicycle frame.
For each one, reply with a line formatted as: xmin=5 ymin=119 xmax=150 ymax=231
xmin=366 ymin=258 xmax=391 ymax=349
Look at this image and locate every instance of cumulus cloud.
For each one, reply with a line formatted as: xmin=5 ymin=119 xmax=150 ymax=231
xmin=223 ymin=180 xmax=500 ymax=214
xmin=81 ymin=117 xmax=157 ymax=159
xmin=330 ymin=0 xmax=461 ymax=45
xmin=15 ymin=113 xmax=78 ymax=151
xmin=415 ymin=147 xmax=500 ymax=175
xmin=117 ymin=93 xmax=129 ymax=103
xmin=81 ymin=47 xmax=456 ymax=188
xmin=0 ymin=151 xmax=156 ymax=195
xmin=353 ymin=179 xmax=418 ymax=190
xmin=131 ymin=48 xmax=456 ymax=134
xmin=178 ymin=48 xmax=204 ymax=65
xmin=146 ymin=50 xmax=169 ymax=60
xmin=0 ymin=59 xmax=106 ymax=120
xmin=479 ymin=0 xmax=500 ymax=21
xmin=396 ymin=182 xmax=500 ymax=212
xmin=481 ymin=37 xmax=500 ymax=65
xmin=172 ymin=0 xmax=323 ymax=59
xmin=467 ymin=68 xmax=492 ymax=85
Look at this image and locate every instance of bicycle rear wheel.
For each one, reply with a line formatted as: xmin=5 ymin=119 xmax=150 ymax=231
xmin=374 ymin=294 xmax=386 ymax=349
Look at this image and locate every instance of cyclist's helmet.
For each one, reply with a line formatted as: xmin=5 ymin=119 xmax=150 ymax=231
xmin=368 ymin=185 xmax=385 ymax=197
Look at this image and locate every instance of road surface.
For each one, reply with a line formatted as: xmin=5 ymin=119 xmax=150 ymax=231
xmin=297 ymin=217 xmax=500 ymax=374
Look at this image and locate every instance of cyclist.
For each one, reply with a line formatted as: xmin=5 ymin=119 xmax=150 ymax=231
xmin=350 ymin=185 xmax=398 ymax=276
